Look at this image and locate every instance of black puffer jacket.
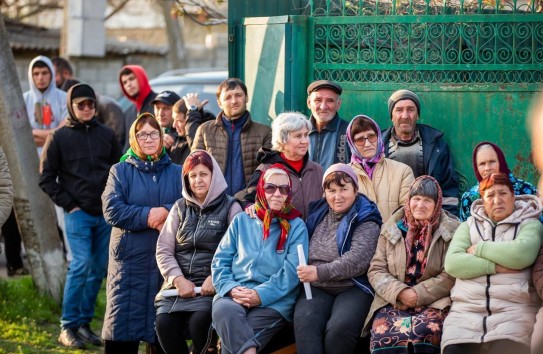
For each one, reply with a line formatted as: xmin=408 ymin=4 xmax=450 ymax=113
xmin=173 ymin=193 xmax=235 ymax=286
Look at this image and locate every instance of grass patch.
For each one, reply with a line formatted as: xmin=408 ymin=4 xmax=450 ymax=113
xmin=0 ymin=276 xmax=106 ymax=354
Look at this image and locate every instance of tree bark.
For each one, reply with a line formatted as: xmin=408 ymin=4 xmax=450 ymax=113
xmin=160 ymin=0 xmax=187 ymax=69
xmin=0 ymin=13 xmax=66 ymax=303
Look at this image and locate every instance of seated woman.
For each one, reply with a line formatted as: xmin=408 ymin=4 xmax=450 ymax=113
xmin=212 ymin=164 xmax=309 ymax=354
xmin=239 ymin=111 xmax=323 ymax=219
xmin=346 ymin=115 xmax=414 ymax=221
xmin=154 ymin=150 xmax=242 ymax=354
xmin=366 ymin=176 xmax=460 ymax=354
xmin=294 ymin=163 xmax=382 ymax=354
xmin=442 ymin=172 xmax=543 ymax=354
xmin=459 ymin=141 xmax=538 ymax=221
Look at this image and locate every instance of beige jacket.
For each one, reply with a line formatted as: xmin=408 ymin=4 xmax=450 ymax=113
xmin=364 ymin=207 xmax=459 ymax=330
xmin=351 ymin=158 xmax=414 ymax=222
xmin=192 ymin=112 xmax=271 ymax=184
xmin=442 ymin=195 xmax=543 ymax=350
xmin=0 ymin=146 xmax=13 ymax=226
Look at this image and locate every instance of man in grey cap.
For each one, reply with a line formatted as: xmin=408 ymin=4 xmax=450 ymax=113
xmin=152 ymin=90 xmax=181 ymax=151
xmin=307 ymin=80 xmax=351 ymax=171
xmin=382 ymin=89 xmax=459 ymax=215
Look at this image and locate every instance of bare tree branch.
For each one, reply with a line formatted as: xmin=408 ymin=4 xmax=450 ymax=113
xmin=105 ymin=0 xmax=131 ymax=20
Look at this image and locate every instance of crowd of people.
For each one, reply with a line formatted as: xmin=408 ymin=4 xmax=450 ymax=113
xmin=2 ymin=53 xmax=543 ymax=354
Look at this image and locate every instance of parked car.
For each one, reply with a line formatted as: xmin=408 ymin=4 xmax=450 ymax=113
xmin=118 ymin=69 xmax=228 ymax=116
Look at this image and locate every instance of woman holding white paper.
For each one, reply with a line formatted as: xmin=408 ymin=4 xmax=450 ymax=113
xmin=294 ymin=163 xmax=382 ymax=354
xmin=154 ymin=150 xmax=242 ymax=354
xmin=212 ymin=164 xmax=308 ymax=354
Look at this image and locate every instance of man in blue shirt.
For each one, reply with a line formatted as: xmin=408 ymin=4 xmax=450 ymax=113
xmin=307 ymin=80 xmax=350 ymax=171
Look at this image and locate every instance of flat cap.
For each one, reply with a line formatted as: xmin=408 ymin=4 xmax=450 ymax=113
xmin=307 ymin=80 xmax=343 ymax=95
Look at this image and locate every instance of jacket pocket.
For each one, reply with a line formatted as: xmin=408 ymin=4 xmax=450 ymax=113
xmin=112 ymin=232 xmax=128 ymax=262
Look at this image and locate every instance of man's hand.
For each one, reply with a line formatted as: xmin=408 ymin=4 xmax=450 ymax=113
xmin=173 ymin=276 xmax=196 ymax=298
xmin=69 ymin=207 xmax=81 ymax=213
xmin=183 ymin=92 xmax=209 ymax=110
xmin=244 ymin=204 xmax=257 ymax=218
xmin=397 ymin=288 xmax=418 ymax=308
xmin=201 ymin=275 xmax=216 ymax=296
xmin=297 ymin=265 xmax=318 ymax=283
xmin=148 ymin=207 xmax=169 ymax=229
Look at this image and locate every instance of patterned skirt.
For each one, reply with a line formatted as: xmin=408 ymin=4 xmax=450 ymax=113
xmin=370 ymin=305 xmax=448 ymax=354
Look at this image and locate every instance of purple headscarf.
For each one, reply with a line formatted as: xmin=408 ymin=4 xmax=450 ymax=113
xmin=472 ymin=141 xmax=510 ymax=182
xmin=346 ymin=115 xmax=384 ymax=179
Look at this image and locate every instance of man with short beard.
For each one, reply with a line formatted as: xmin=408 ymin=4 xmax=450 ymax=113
xmin=382 ymin=89 xmax=459 ymax=215
xmin=307 ymin=80 xmax=350 ymax=171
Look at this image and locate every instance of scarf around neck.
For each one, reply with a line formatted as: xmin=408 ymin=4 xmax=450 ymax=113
xmin=254 ymin=163 xmax=302 ymax=252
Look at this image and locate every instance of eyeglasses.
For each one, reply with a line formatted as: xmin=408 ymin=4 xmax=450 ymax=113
xmin=263 ymin=183 xmax=291 ymax=195
xmin=72 ymin=100 xmax=96 ymax=110
xmin=136 ymin=131 xmax=160 ymax=141
xmin=354 ymin=134 xmax=378 ymax=146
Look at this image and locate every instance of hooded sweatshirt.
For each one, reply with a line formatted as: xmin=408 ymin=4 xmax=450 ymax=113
xmin=119 ymin=65 xmax=157 ymax=151
xmin=156 ymin=151 xmax=242 ymax=287
xmin=23 ymin=56 xmax=68 ymax=154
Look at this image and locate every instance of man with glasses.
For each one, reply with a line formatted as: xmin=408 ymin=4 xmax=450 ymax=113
xmin=382 ymin=89 xmax=459 ymax=215
xmin=307 ymin=80 xmax=351 ymax=171
xmin=39 ymin=84 xmax=121 ymax=349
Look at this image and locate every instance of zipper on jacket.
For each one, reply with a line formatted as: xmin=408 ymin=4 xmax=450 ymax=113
xmin=481 ymin=274 xmax=492 ymax=342
xmin=85 ymin=125 xmax=98 ymax=186
xmin=187 ymin=210 xmax=203 ymax=277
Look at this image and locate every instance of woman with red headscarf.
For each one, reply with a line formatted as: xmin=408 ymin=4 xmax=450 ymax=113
xmin=459 ymin=141 xmax=538 ymax=221
xmin=211 ymin=164 xmax=309 ymax=354
xmin=365 ymin=175 xmax=460 ymax=354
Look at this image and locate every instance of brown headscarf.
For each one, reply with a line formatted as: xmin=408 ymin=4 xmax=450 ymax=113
xmin=127 ymin=113 xmax=164 ymax=161
xmin=404 ymin=175 xmax=443 ymax=273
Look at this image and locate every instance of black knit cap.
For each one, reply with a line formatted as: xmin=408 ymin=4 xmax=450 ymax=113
xmin=69 ymin=83 xmax=96 ymax=104
xmin=307 ymin=80 xmax=343 ymax=95
xmin=388 ymin=89 xmax=420 ymax=118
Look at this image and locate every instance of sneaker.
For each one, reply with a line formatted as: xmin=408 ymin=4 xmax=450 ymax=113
xmin=78 ymin=323 xmax=103 ymax=346
xmin=58 ymin=327 xmax=86 ymax=349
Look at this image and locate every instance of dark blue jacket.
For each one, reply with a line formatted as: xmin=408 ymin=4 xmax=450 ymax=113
xmin=309 ymin=113 xmax=351 ymax=171
xmin=382 ymin=123 xmax=459 ymax=215
xmin=306 ymin=194 xmax=382 ymax=296
xmin=101 ymin=153 xmax=182 ymax=342
xmin=222 ymin=112 xmax=248 ymax=195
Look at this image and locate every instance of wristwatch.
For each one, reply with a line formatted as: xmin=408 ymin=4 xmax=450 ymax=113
xmin=188 ymin=105 xmax=198 ymax=112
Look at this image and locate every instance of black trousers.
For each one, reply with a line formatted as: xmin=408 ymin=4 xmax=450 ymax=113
xmin=155 ymin=311 xmax=212 ymax=354
xmin=1 ymin=209 xmax=23 ymax=270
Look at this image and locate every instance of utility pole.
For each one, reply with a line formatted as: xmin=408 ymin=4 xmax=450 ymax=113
xmin=0 ymin=13 xmax=66 ymax=304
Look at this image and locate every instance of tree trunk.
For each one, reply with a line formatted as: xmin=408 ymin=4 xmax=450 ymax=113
xmin=160 ymin=0 xmax=187 ymax=69
xmin=0 ymin=13 xmax=66 ymax=303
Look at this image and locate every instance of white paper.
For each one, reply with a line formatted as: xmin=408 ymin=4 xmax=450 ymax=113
xmin=297 ymin=244 xmax=313 ymax=300
xmin=160 ymin=287 xmax=201 ymax=297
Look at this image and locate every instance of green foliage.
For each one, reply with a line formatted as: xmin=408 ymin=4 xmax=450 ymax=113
xmin=0 ymin=276 xmax=106 ymax=354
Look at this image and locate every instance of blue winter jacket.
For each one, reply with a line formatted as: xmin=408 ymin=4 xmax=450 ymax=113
xmin=101 ymin=153 xmax=182 ymax=342
xmin=212 ymin=213 xmax=309 ymax=322
xmin=305 ymin=194 xmax=382 ymax=296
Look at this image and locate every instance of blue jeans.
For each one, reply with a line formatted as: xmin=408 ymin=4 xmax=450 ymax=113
xmin=61 ymin=210 xmax=111 ymax=329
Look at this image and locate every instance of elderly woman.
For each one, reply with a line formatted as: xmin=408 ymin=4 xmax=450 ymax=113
xmin=459 ymin=141 xmax=538 ymax=221
xmin=154 ymin=150 xmax=242 ymax=354
xmin=239 ymin=111 xmax=323 ymax=219
xmin=442 ymin=173 xmax=543 ymax=354
xmin=212 ymin=164 xmax=309 ymax=354
xmin=346 ymin=115 xmax=414 ymax=221
xmin=366 ymin=176 xmax=460 ymax=354
xmin=294 ymin=163 xmax=382 ymax=354
xmin=102 ymin=113 xmax=182 ymax=354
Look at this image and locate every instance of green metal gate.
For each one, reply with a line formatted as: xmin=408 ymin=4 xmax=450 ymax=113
xmin=231 ymin=0 xmax=543 ymax=192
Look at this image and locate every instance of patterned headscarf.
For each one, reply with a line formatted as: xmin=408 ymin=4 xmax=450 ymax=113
xmin=254 ymin=164 xmax=302 ymax=252
xmin=346 ymin=115 xmax=384 ymax=179
xmin=404 ymin=175 xmax=443 ymax=274
xmin=472 ymin=141 xmax=510 ymax=182
xmin=124 ymin=113 xmax=165 ymax=162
